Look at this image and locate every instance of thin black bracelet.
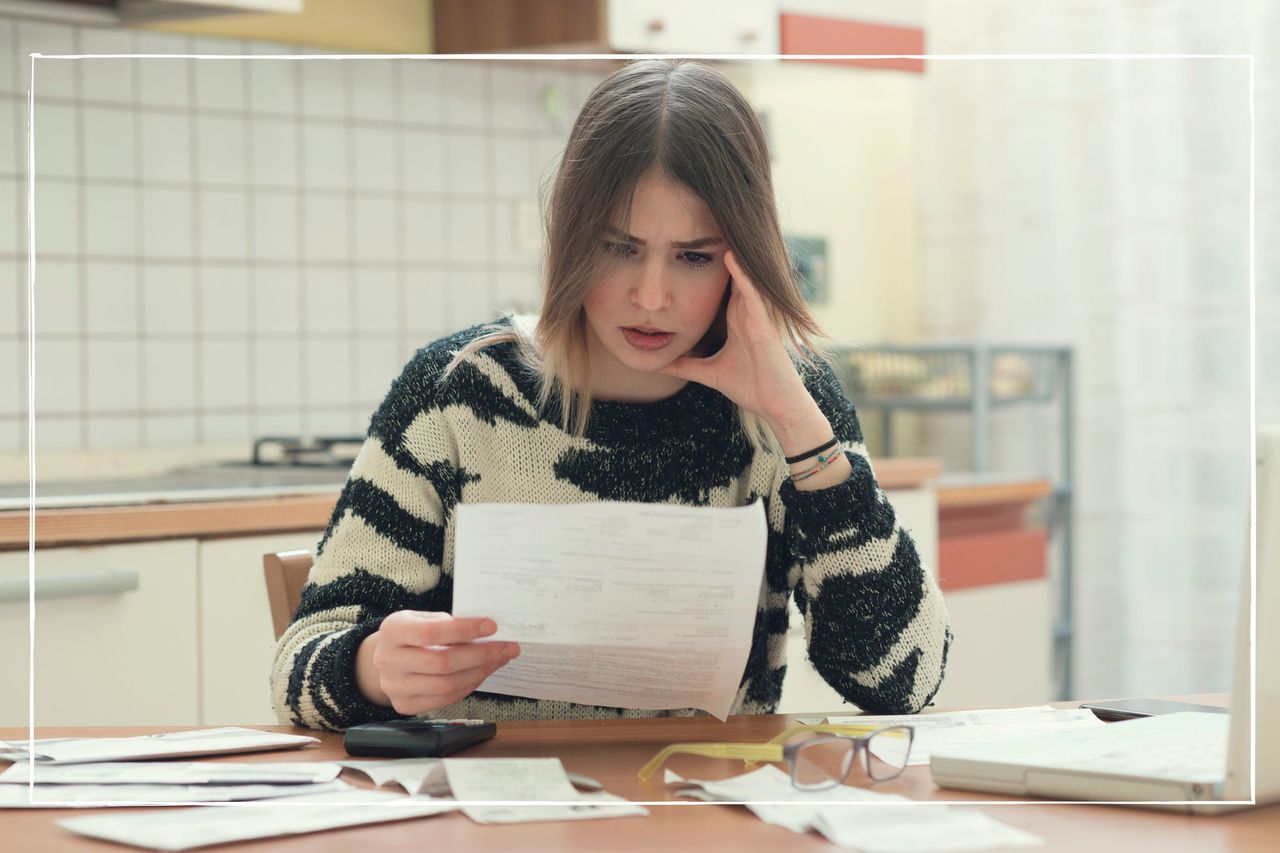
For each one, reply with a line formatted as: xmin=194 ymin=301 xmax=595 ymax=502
xmin=784 ymin=436 xmax=840 ymax=465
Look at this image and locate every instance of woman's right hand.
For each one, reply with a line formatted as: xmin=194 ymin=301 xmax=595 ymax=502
xmin=355 ymin=610 xmax=520 ymax=715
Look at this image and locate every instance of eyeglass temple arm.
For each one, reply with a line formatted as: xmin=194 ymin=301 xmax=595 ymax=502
xmin=764 ymin=724 xmax=911 ymax=746
xmin=637 ymin=742 xmax=784 ymax=781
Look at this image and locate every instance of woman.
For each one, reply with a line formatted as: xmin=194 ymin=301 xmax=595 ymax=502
xmin=271 ymin=59 xmax=951 ymax=731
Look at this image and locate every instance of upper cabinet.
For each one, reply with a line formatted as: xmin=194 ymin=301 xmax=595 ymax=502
xmin=432 ymin=0 xmax=780 ymax=56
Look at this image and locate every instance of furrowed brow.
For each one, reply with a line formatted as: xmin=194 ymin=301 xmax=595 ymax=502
xmin=605 ymin=225 xmax=725 ymax=250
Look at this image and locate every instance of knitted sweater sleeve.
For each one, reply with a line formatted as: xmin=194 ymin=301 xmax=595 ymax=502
xmin=270 ymin=345 xmax=458 ymax=731
xmin=779 ymin=360 xmax=953 ymax=714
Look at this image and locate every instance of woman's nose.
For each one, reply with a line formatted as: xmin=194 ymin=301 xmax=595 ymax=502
xmin=630 ymin=264 xmax=671 ymax=311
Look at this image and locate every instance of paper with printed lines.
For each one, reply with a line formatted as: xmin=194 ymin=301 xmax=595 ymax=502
xmin=453 ymin=500 xmax=768 ymax=720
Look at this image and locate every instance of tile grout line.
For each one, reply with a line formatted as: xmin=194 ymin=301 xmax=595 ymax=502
xmin=344 ymin=56 xmax=358 ymax=434
xmin=12 ymin=20 xmax=25 ymax=453
xmin=186 ymin=40 xmax=205 ymax=445
xmin=242 ymin=41 xmax=258 ymax=445
xmin=131 ymin=35 xmax=148 ymax=448
xmin=392 ymin=59 xmax=408 ymax=388
xmin=293 ymin=56 xmax=309 ymax=441
xmin=483 ymin=62 xmax=497 ymax=324
xmin=70 ymin=25 xmax=89 ymax=450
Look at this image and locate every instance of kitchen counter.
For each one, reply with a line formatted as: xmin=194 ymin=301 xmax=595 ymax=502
xmin=0 ymin=464 xmax=348 ymax=511
xmin=0 ymin=458 xmax=943 ymax=550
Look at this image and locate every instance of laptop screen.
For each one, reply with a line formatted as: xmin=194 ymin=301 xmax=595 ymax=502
xmin=1225 ymin=425 xmax=1279 ymax=803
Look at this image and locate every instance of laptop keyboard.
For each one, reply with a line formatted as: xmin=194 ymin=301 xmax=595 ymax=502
xmin=1076 ymin=729 xmax=1227 ymax=781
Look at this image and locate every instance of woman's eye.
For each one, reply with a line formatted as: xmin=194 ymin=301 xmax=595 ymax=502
xmin=679 ymin=252 xmax=713 ymax=268
xmin=602 ymin=241 xmax=635 ymax=258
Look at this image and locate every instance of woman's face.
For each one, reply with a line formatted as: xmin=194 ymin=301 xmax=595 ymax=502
xmin=582 ymin=171 xmax=730 ymax=400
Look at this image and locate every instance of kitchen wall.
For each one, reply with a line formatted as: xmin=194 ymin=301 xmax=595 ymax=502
xmin=722 ymin=60 xmax=923 ymax=345
xmin=1 ymin=15 xmax=600 ymax=458
xmin=3 ymin=11 xmax=925 ymax=467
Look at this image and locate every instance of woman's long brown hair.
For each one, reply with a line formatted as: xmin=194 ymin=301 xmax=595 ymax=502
xmin=445 ymin=59 xmax=829 ymax=444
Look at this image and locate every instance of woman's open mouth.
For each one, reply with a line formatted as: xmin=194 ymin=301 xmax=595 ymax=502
xmin=621 ymin=327 xmax=676 ymax=351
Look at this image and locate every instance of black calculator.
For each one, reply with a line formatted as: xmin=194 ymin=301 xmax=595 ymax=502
xmin=343 ymin=718 xmax=497 ymax=758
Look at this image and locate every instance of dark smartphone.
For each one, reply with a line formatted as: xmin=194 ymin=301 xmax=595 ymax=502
xmin=343 ymin=719 xmax=497 ymax=758
xmin=1079 ymin=698 xmax=1229 ymax=722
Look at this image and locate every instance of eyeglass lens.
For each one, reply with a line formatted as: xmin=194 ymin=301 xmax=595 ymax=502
xmin=863 ymin=726 xmax=912 ymax=782
xmin=792 ymin=736 xmax=856 ymax=790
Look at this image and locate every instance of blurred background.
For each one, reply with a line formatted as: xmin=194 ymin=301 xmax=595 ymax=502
xmin=0 ymin=0 xmax=1275 ymax=726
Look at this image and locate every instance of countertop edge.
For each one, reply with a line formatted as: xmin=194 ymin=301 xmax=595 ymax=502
xmin=0 ymin=458 xmax=945 ymax=550
xmin=0 ymin=494 xmax=339 ymax=551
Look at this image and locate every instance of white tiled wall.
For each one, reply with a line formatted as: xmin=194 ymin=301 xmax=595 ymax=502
xmin=2 ymin=14 xmax=602 ymax=452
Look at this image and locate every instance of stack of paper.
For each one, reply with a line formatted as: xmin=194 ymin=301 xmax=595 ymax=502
xmin=0 ymin=729 xmax=328 ymax=810
xmin=667 ymin=765 xmax=1042 ymax=852
xmin=826 ymin=705 xmax=1106 ymax=768
xmin=0 ymin=727 xmax=318 ymax=764
xmin=58 ymin=790 xmax=458 ymax=851
xmin=0 ymin=761 xmax=349 ymax=809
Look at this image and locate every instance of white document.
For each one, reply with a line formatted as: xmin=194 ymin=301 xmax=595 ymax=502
xmin=452 ymin=500 xmax=768 ymax=720
xmin=665 ymin=765 xmax=907 ymax=833
xmin=0 ymin=761 xmax=341 ymax=786
xmin=461 ymin=791 xmax=647 ymax=824
xmin=336 ymin=758 xmax=443 ymax=792
xmin=0 ymin=779 xmax=352 ymax=809
xmin=812 ymin=806 xmax=1043 ymax=852
xmin=337 ymin=758 xmax=603 ymax=798
xmin=826 ymin=706 xmax=1105 ymax=768
xmin=666 ymin=765 xmax=1043 ymax=851
xmin=1 ymin=728 xmax=317 ymax=765
xmin=443 ymin=757 xmax=647 ymax=823
xmin=58 ymin=789 xmax=458 ymax=851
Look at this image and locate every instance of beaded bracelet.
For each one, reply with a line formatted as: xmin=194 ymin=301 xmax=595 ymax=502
xmin=791 ymin=446 xmax=843 ymax=482
xmin=784 ymin=436 xmax=840 ymax=465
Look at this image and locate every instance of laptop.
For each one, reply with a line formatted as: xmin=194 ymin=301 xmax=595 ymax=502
xmin=929 ymin=425 xmax=1279 ymax=812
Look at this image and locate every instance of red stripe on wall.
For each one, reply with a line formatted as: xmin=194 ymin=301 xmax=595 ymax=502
xmin=779 ymin=13 xmax=925 ymax=73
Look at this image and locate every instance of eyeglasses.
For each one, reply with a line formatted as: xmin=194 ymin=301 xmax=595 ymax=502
xmin=637 ymin=724 xmax=914 ymax=790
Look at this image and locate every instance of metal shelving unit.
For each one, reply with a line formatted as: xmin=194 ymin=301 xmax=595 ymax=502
xmin=830 ymin=344 xmax=1075 ymax=700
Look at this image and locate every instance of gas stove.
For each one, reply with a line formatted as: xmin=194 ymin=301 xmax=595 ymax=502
xmin=251 ymin=436 xmax=365 ymax=468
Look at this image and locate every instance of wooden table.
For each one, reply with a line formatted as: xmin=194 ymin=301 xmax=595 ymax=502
xmin=4 ymin=712 xmax=1277 ymax=851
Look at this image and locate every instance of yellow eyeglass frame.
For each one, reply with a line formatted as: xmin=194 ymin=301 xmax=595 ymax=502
xmin=637 ymin=742 xmax=782 ymax=781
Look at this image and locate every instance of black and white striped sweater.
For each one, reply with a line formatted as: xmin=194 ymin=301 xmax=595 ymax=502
xmin=271 ymin=319 xmax=952 ymax=730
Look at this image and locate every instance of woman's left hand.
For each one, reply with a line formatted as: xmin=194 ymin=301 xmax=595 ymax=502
xmin=657 ymin=249 xmax=815 ymax=431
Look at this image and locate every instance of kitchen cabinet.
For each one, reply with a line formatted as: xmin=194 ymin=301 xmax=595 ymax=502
xmin=433 ymin=0 xmax=780 ymax=55
xmin=0 ymin=539 xmax=200 ymax=727
xmin=929 ymin=579 xmax=1052 ymax=708
xmin=198 ymin=530 xmax=322 ymax=725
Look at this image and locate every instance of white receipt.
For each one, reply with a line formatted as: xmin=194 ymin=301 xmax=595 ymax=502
xmin=0 ymin=779 xmax=352 ymax=808
xmin=2 ymin=728 xmax=318 ymax=765
xmin=827 ymin=706 xmax=1105 ymax=768
xmin=58 ymin=790 xmax=457 ymax=851
xmin=666 ymin=765 xmax=1042 ymax=851
xmin=452 ymin=500 xmax=768 ymax=720
xmin=666 ymin=765 xmax=907 ymax=833
xmin=0 ymin=761 xmax=341 ymax=786
xmin=812 ymin=806 xmax=1043 ymax=852
xmin=443 ymin=757 xmax=646 ymax=823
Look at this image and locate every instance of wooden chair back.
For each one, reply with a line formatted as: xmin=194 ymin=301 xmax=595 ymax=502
xmin=263 ymin=550 xmax=314 ymax=640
